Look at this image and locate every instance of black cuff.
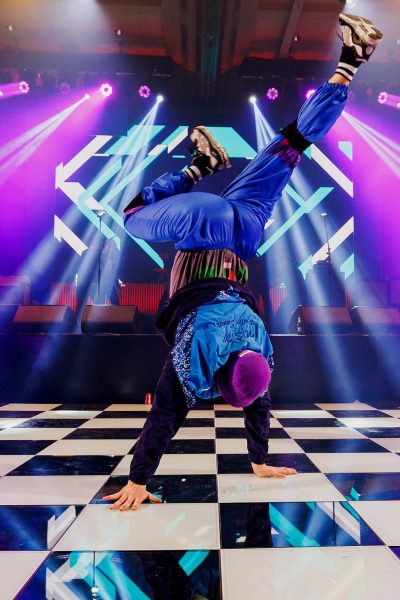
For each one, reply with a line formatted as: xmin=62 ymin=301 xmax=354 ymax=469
xmin=279 ymin=120 xmax=312 ymax=153
xmin=123 ymin=191 xmax=145 ymax=214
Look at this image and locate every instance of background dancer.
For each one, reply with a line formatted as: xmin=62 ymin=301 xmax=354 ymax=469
xmin=104 ymin=13 xmax=383 ymax=511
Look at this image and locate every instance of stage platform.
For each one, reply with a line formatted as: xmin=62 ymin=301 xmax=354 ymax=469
xmin=1 ymin=333 xmax=400 ymax=405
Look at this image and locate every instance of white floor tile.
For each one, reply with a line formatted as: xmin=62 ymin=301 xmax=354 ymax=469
xmin=350 ymin=501 xmax=400 ymax=546
xmin=34 ymin=410 xmax=102 ymax=419
xmin=173 ymin=427 xmax=215 ymax=440
xmin=38 ymin=439 xmax=136 ymax=456
xmin=213 ymin=404 xmax=241 ymax=411
xmin=371 ymin=438 xmax=400 ymax=452
xmin=379 ymin=409 xmax=400 ymax=418
xmin=0 ymin=418 xmax=29 ymax=429
xmin=215 ymin=418 xmax=245 ymax=428
xmin=187 ymin=410 xmax=215 ymax=418
xmin=287 ymin=427 xmax=366 ymax=439
xmin=0 ymin=428 xmax=74 ymax=440
xmin=271 ymin=410 xmax=333 ymax=419
xmin=218 ymin=473 xmax=345 ymax=503
xmin=308 ymin=452 xmax=400 ymax=473
xmin=0 ymin=551 xmax=49 ymax=600
xmin=0 ymin=475 xmax=108 ymax=505
xmin=337 ymin=417 xmax=400 ymax=428
xmin=156 ymin=453 xmax=217 ymax=475
xmin=0 ymin=404 xmax=61 ymax=411
xmin=0 ymin=455 xmax=34 ymax=476
xmin=105 ymin=404 xmax=152 ymax=411
xmin=79 ymin=418 xmax=146 ymax=429
xmin=54 ymin=503 xmax=220 ymax=551
xmin=315 ymin=402 xmax=374 ymax=410
xmin=221 ymin=546 xmax=400 ymax=600
xmin=112 ymin=453 xmax=217 ymax=476
xmin=215 ymin=438 xmax=303 ymax=455
xmin=214 ymin=417 xmax=280 ymax=428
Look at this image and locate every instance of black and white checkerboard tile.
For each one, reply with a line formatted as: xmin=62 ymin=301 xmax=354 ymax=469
xmin=1 ymin=400 xmax=400 ymax=598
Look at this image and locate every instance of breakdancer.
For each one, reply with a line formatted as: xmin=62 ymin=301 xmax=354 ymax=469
xmin=104 ymin=14 xmax=383 ymax=510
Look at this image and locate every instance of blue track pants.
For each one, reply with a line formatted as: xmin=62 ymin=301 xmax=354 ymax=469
xmin=125 ymin=82 xmax=348 ymax=262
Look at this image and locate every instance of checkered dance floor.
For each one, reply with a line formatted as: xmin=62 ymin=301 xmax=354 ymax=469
xmin=1 ymin=400 xmax=400 ymax=598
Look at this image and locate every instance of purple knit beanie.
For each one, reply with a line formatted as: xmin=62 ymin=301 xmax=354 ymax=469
xmin=215 ymin=350 xmax=271 ymax=408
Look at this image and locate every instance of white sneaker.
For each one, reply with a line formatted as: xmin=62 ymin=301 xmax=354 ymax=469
xmin=339 ymin=13 xmax=383 ymax=63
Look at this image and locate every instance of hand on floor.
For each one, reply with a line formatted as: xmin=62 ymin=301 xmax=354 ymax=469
xmin=251 ymin=463 xmax=297 ymax=478
xmin=102 ymin=480 xmax=162 ymax=511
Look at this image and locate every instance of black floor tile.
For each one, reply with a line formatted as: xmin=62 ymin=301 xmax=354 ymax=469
xmin=8 ymin=455 xmax=122 ymax=475
xmin=0 ymin=506 xmax=83 ymax=550
xmin=277 ymin=418 xmax=345 ymax=428
xmin=327 ymin=410 xmax=389 ymax=418
xmin=215 ymin=411 xmax=244 ymax=418
xmin=296 ymin=439 xmax=389 ymax=453
xmin=17 ymin=419 xmax=88 ymax=428
xmin=0 ymin=411 xmax=43 ymax=418
xmin=15 ymin=550 xmax=221 ymax=600
xmin=96 ymin=411 xmax=150 ymax=418
xmin=165 ymin=439 xmax=215 ymax=454
xmin=92 ymin=475 xmax=218 ymax=504
xmin=216 ymin=427 xmax=289 ymax=439
xmin=0 ymin=440 xmax=54 ymax=455
xmin=64 ymin=428 xmax=143 ymax=439
xmin=220 ymin=502 xmax=382 ymax=549
xmin=181 ymin=418 xmax=215 ymax=427
xmin=217 ymin=453 xmax=319 ymax=474
xmin=355 ymin=428 xmax=400 ymax=438
xmin=326 ymin=473 xmax=400 ymax=500
xmin=391 ymin=547 xmax=400 ymax=561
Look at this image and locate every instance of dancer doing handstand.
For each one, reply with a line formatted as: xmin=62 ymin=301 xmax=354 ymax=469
xmin=104 ymin=14 xmax=383 ymax=510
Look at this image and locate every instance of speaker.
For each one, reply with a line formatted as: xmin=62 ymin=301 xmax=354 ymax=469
xmin=350 ymin=306 xmax=400 ymax=334
xmin=0 ymin=305 xmax=19 ymax=333
xmin=81 ymin=304 xmax=137 ymax=333
xmin=13 ymin=305 xmax=77 ymax=333
xmin=288 ymin=305 xmax=353 ymax=334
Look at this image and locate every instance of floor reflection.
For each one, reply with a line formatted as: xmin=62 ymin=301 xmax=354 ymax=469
xmin=220 ymin=502 xmax=382 ymax=548
xmin=15 ymin=550 xmax=221 ymax=600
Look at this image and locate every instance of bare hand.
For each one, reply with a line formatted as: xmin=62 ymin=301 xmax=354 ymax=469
xmin=251 ymin=463 xmax=297 ymax=479
xmin=102 ymin=480 xmax=162 ymax=511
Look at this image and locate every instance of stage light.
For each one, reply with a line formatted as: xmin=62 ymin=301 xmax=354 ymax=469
xmin=7 ymin=25 xmax=14 ymax=32
xmin=59 ymin=82 xmax=71 ymax=95
xmin=346 ymin=0 xmax=357 ymax=8
xmin=100 ymin=83 xmax=113 ymax=97
xmin=249 ymin=95 xmax=257 ymax=104
xmin=114 ymin=28 xmax=123 ymax=36
xmin=0 ymin=91 xmax=3 ymax=97
xmin=378 ymin=91 xmax=388 ymax=105
xmin=305 ymin=88 xmax=316 ymax=100
xmin=266 ymin=87 xmax=279 ymax=101
xmin=156 ymin=94 xmax=164 ymax=103
xmin=19 ymin=81 xmax=30 ymax=94
xmin=84 ymin=93 xmax=91 ymax=100
xmin=138 ymin=85 xmax=151 ymax=98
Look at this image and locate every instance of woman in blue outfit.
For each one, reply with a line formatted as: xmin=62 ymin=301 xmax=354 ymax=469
xmin=104 ymin=13 xmax=383 ymax=511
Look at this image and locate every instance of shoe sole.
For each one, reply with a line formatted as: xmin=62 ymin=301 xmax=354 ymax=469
xmin=339 ymin=13 xmax=383 ymax=45
xmin=190 ymin=126 xmax=231 ymax=168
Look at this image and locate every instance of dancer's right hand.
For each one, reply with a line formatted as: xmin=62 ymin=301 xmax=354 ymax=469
xmin=102 ymin=480 xmax=162 ymax=511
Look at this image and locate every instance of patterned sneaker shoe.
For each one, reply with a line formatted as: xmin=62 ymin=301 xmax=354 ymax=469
xmin=339 ymin=13 xmax=383 ymax=63
xmin=189 ymin=126 xmax=231 ymax=176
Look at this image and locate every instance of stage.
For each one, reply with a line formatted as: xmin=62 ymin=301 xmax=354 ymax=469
xmin=1 ymin=332 xmax=400 ymax=405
